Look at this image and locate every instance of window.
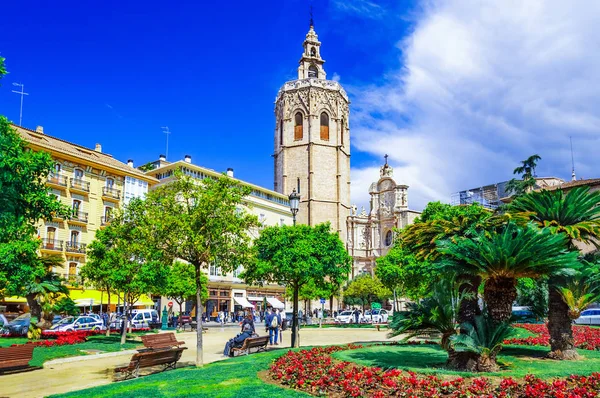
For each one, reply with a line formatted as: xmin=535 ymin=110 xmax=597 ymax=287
xmin=106 ymin=178 xmax=114 ymax=188
xmin=385 ymin=230 xmax=393 ymax=246
xmin=233 ymin=265 xmax=243 ymax=278
xmin=280 ymin=218 xmax=285 ymax=226
xmin=294 ymin=112 xmax=303 ymax=140
xmin=70 ymin=231 xmax=79 ymax=245
xmin=47 ymin=227 xmax=56 ymax=243
xmin=73 ymin=169 xmax=84 ymax=180
xmin=72 ymin=199 xmax=81 ymax=215
xmin=308 ymin=64 xmax=318 ymax=78
xmin=297 ymin=178 xmax=301 ymax=194
xmin=209 ymin=264 xmax=221 ymax=277
xmin=320 ymin=112 xmax=329 ymax=140
xmin=68 ymin=262 xmax=78 ymax=276
xmin=279 ymin=120 xmax=283 ymax=145
xmin=259 ymin=214 xmax=266 ymax=225
xmin=310 ymin=47 xmax=316 ymax=57
xmin=54 ymin=163 xmax=61 ymax=173
xmin=341 ymin=117 xmax=345 ymax=146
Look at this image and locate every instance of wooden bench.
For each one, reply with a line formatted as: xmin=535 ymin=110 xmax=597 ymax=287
xmin=141 ymin=332 xmax=186 ymax=350
xmin=231 ymin=335 xmax=270 ymax=357
xmin=0 ymin=343 xmax=39 ymax=374
xmin=115 ymin=347 xmax=185 ymax=379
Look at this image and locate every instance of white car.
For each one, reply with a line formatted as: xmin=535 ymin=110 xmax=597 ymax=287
xmin=335 ymin=310 xmax=365 ymax=324
xmin=365 ymin=309 xmax=389 ymax=323
xmin=50 ymin=316 xmax=105 ymax=332
xmin=574 ymin=309 xmax=600 ymax=325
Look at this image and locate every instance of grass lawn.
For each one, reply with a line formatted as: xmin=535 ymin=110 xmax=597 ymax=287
xmin=333 ymin=344 xmax=600 ymax=379
xmin=51 ymin=349 xmax=308 ymax=398
xmin=0 ymin=337 xmax=29 ymax=347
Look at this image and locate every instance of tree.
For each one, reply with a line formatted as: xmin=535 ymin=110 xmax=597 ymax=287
xmin=163 ymin=260 xmax=207 ymax=318
xmin=24 ymin=257 xmax=69 ymax=329
xmin=507 ymin=186 xmax=600 ymax=359
xmin=516 ymin=277 xmax=548 ymax=319
xmin=142 ymin=172 xmax=259 ymax=366
xmin=438 ymin=222 xmax=579 ymax=324
xmin=343 ymin=274 xmax=392 ymax=313
xmin=505 ymin=154 xmax=542 ymax=196
xmin=243 ymin=223 xmax=351 ymax=348
xmin=375 ymin=242 xmax=437 ymax=306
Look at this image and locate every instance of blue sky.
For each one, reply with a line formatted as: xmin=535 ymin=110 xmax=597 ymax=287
xmin=2 ymin=0 xmax=599 ymax=210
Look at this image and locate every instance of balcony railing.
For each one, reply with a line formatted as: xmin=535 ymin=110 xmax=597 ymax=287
xmin=102 ymin=186 xmax=121 ymax=200
xmin=101 ymin=216 xmax=113 ymax=226
xmin=41 ymin=238 xmax=63 ymax=251
xmin=47 ymin=173 xmax=68 ymax=187
xmin=69 ymin=210 xmax=88 ymax=223
xmin=65 ymin=242 xmax=87 ymax=254
xmin=66 ymin=274 xmax=83 ymax=285
xmin=70 ymin=178 xmax=90 ymax=192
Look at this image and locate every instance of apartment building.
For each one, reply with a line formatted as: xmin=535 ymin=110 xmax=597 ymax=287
xmin=142 ymin=155 xmax=291 ymax=318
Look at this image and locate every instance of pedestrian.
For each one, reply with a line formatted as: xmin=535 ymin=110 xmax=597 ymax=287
xmin=240 ymin=313 xmax=255 ymax=335
xmin=173 ymin=312 xmax=179 ymax=329
xmin=354 ymin=309 xmax=359 ymax=324
xmin=223 ymin=323 xmax=253 ymax=357
xmin=276 ymin=309 xmax=283 ymax=343
xmin=264 ymin=308 xmax=281 ymax=345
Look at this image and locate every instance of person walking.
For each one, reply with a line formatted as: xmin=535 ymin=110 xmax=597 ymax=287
xmin=265 ymin=308 xmax=281 ymax=345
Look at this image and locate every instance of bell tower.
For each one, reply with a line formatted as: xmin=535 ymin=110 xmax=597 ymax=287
xmin=273 ymin=20 xmax=351 ymax=243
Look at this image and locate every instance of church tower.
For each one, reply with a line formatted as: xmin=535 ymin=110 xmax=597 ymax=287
xmin=273 ymin=21 xmax=351 ymax=243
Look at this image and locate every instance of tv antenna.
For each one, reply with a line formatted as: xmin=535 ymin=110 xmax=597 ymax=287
xmin=11 ymin=83 xmax=29 ymax=126
xmin=570 ymin=136 xmax=576 ymax=181
xmin=161 ymin=126 xmax=171 ymax=160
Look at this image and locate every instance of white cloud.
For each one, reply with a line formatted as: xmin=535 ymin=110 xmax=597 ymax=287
xmin=332 ymin=0 xmax=385 ymax=19
xmin=349 ymin=0 xmax=600 ymax=210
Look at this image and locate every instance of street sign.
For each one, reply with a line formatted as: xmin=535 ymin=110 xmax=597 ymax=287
xmin=168 ymin=301 xmax=173 ymax=307
xmin=320 ymin=298 xmax=326 ymax=304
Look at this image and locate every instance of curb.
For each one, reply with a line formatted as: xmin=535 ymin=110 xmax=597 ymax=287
xmin=43 ymin=348 xmax=140 ymax=367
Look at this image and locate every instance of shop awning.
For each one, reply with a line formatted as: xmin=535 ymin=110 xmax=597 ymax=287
xmin=247 ymin=296 xmax=264 ymax=302
xmin=266 ymin=297 xmax=285 ymax=309
xmin=233 ymin=296 xmax=254 ymax=308
xmin=69 ymin=290 xmax=154 ymax=307
xmin=2 ymin=296 xmax=28 ymax=304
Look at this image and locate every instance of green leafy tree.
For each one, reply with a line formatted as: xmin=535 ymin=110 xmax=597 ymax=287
xmin=142 ymin=172 xmax=259 ymax=366
xmin=243 ymin=223 xmax=351 ymax=348
xmin=438 ymin=222 xmax=579 ymax=324
xmin=163 ymin=260 xmax=207 ymax=318
xmin=375 ymin=243 xmax=437 ymax=306
xmin=343 ymin=274 xmax=392 ymax=313
xmin=516 ymin=277 xmax=548 ymax=319
xmin=505 ymin=154 xmax=542 ymax=196
xmin=25 ymin=257 xmax=69 ymax=330
xmin=53 ymin=297 xmax=80 ymax=316
xmin=507 ymin=186 xmax=600 ymax=359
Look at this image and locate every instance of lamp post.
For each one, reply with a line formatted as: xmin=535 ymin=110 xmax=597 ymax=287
xmin=288 ymin=189 xmax=300 ymax=226
xmin=288 ymin=188 xmax=300 ymax=347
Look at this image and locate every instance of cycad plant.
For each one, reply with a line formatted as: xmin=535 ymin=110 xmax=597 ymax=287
xmin=559 ymin=254 xmax=600 ymax=319
xmin=508 ymin=186 xmax=600 ymax=359
xmin=450 ymin=315 xmax=514 ymax=372
xmin=438 ymin=222 xmax=579 ymax=324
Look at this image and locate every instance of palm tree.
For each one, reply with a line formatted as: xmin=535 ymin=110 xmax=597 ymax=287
xmin=508 ymin=187 xmax=600 ymax=359
xmin=505 ymin=154 xmax=542 ymax=196
xmin=25 ymin=256 xmax=69 ymax=329
xmin=438 ymin=222 xmax=579 ymax=324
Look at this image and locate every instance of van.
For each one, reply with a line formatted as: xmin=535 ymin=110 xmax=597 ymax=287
xmin=131 ymin=309 xmax=159 ymax=328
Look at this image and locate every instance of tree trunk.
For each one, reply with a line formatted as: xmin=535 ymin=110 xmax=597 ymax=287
xmin=446 ymin=348 xmax=478 ymax=371
xmin=483 ymin=277 xmax=517 ymax=323
xmin=457 ymin=274 xmax=481 ymax=325
xmin=393 ymin=288 xmax=398 ymax=312
xmin=548 ymin=277 xmax=579 ymax=360
xmin=291 ymin=283 xmax=300 ymax=348
xmin=120 ymin=296 xmax=128 ymax=345
xmin=106 ymin=291 xmax=111 ymax=337
xmin=26 ymin=294 xmax=42 ymax=321
xmin=195 ymin=264 xmax=204 ymax=367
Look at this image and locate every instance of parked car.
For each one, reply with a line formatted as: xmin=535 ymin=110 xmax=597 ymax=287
xmin=52 ymin=315 xmax=63 ymax=325
xmin=511 ymin=306 xmax=539 ymax=324
xmin=365 ymin=309 xmax=389 ymax=323
xmin=0 ymin=313 xmax=8 ymax=327
xmin=50 ymin=316 xmax=104 ymax=332
xmin=131 ymin=309 xmax=160 ymax=329
xmin=3 ymin=313 xmax=31 ymax=336
xmin=574 ymin=309 xmax=600 ymax=326
xmin=335 ymin=310 xmax=365 ymax=324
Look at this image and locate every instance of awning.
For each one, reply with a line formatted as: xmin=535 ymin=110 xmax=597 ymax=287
xmin=266 ymin=297 xmax=285 ymax=309
xmin=2 ymin=296 xmax=28 ymax=304
xmin=233 ymin=296 xmax=254 ymax=308
xmin=69 ymin=290 xmax=154 ymax=307
xmin=247 ymin=296 xmax=264 ymax=302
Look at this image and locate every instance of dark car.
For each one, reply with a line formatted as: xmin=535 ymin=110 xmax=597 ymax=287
xmin=4 ymin=313 xmax=31 ymax=336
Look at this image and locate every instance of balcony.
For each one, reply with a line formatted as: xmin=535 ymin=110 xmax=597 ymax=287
xmin=68 ymin=210 xmax=88 ymax=225
xmin=40 ymin=238 xmax=63 ymax=252
xmin=66 ymin=274 xmax=83 ymax=286
xmin=102 ymin=186 xmax=121 ymax=202
xmin=100 ymin=216 xmax=113 ymax=227
xmin=69 ymin=178 xmax=90 ymax=194
xmin=47 ymin=173 xmax=68 ymax=189
xmin=65 ymin=242 xmax=86 ymax=255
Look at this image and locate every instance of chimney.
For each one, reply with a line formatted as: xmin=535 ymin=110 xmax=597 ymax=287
xmin=184 ymin=155 xmax=192 ymax=164
xmin=159 ymin=154 xmax=166 ymax=161
xmin=36 ymin=126 xmax=44 ymax=134
xmin=226 ymin=168 xmax=234 ymax=178
xmin=95 ymin=143 xmax=102 ymax=153
xmin=127 ymin=159 xmax=134 ymax=168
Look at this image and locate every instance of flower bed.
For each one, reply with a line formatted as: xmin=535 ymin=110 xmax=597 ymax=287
xmin=270 ymin=345 xmax=600 ymax=397
xmin=505 ymin=324 xmax=600 ymax=350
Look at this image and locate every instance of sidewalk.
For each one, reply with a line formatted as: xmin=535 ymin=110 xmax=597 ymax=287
xmin=0 ymin=327 xmax=396 ymax=398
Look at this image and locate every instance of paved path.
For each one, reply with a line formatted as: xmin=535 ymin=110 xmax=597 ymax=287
xmin=1 ymin=327 xmax=398 ymax=398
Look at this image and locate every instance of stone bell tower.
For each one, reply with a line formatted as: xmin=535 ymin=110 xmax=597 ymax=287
xmin=273 ymin=20 xmax=351 ymax=243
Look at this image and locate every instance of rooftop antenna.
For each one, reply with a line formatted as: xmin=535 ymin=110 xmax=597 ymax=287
xmin=161 ymin=126 xmax=171 ymax=160
xmin=570 ymin=136 xmax=576 ymax=181
xmin=11 ymin=83 xmax=29 ymax=126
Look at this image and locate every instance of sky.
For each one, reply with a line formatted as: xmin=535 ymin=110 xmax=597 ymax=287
xmin=1 ymin=0 xmax=599 ymax=211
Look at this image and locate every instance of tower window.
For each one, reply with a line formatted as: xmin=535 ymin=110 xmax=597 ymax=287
xmin=308 ymin=65 xmax=318 ymax=78
xmin=279 ymin=119 xmax=283 ymax=145
xmin=320 ymin=112 xmax=329 ymax=141
xmin=310 ymin=47 xmax=316 ymax=57
xmin=294 ymin=112 xmax=303 ymax=140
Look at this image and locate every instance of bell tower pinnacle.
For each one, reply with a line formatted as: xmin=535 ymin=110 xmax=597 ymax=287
xmin=273 ymin=22 xmax=351 ymax=244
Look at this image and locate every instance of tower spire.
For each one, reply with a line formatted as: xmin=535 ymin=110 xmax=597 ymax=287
xmin=310 ymin=5 xmax=314 ymax=28
xmin=298 ymin=16 xmax=326 ymax=79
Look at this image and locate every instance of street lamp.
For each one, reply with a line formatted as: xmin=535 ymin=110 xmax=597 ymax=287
xmin=288 ymin=188 xmax=300 ymax=226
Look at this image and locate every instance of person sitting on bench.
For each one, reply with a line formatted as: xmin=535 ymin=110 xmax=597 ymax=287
xmin=240 ymin=313 xmax=255 ymax=334
xmin=223 ymin=323 xmax=253 ymax=357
